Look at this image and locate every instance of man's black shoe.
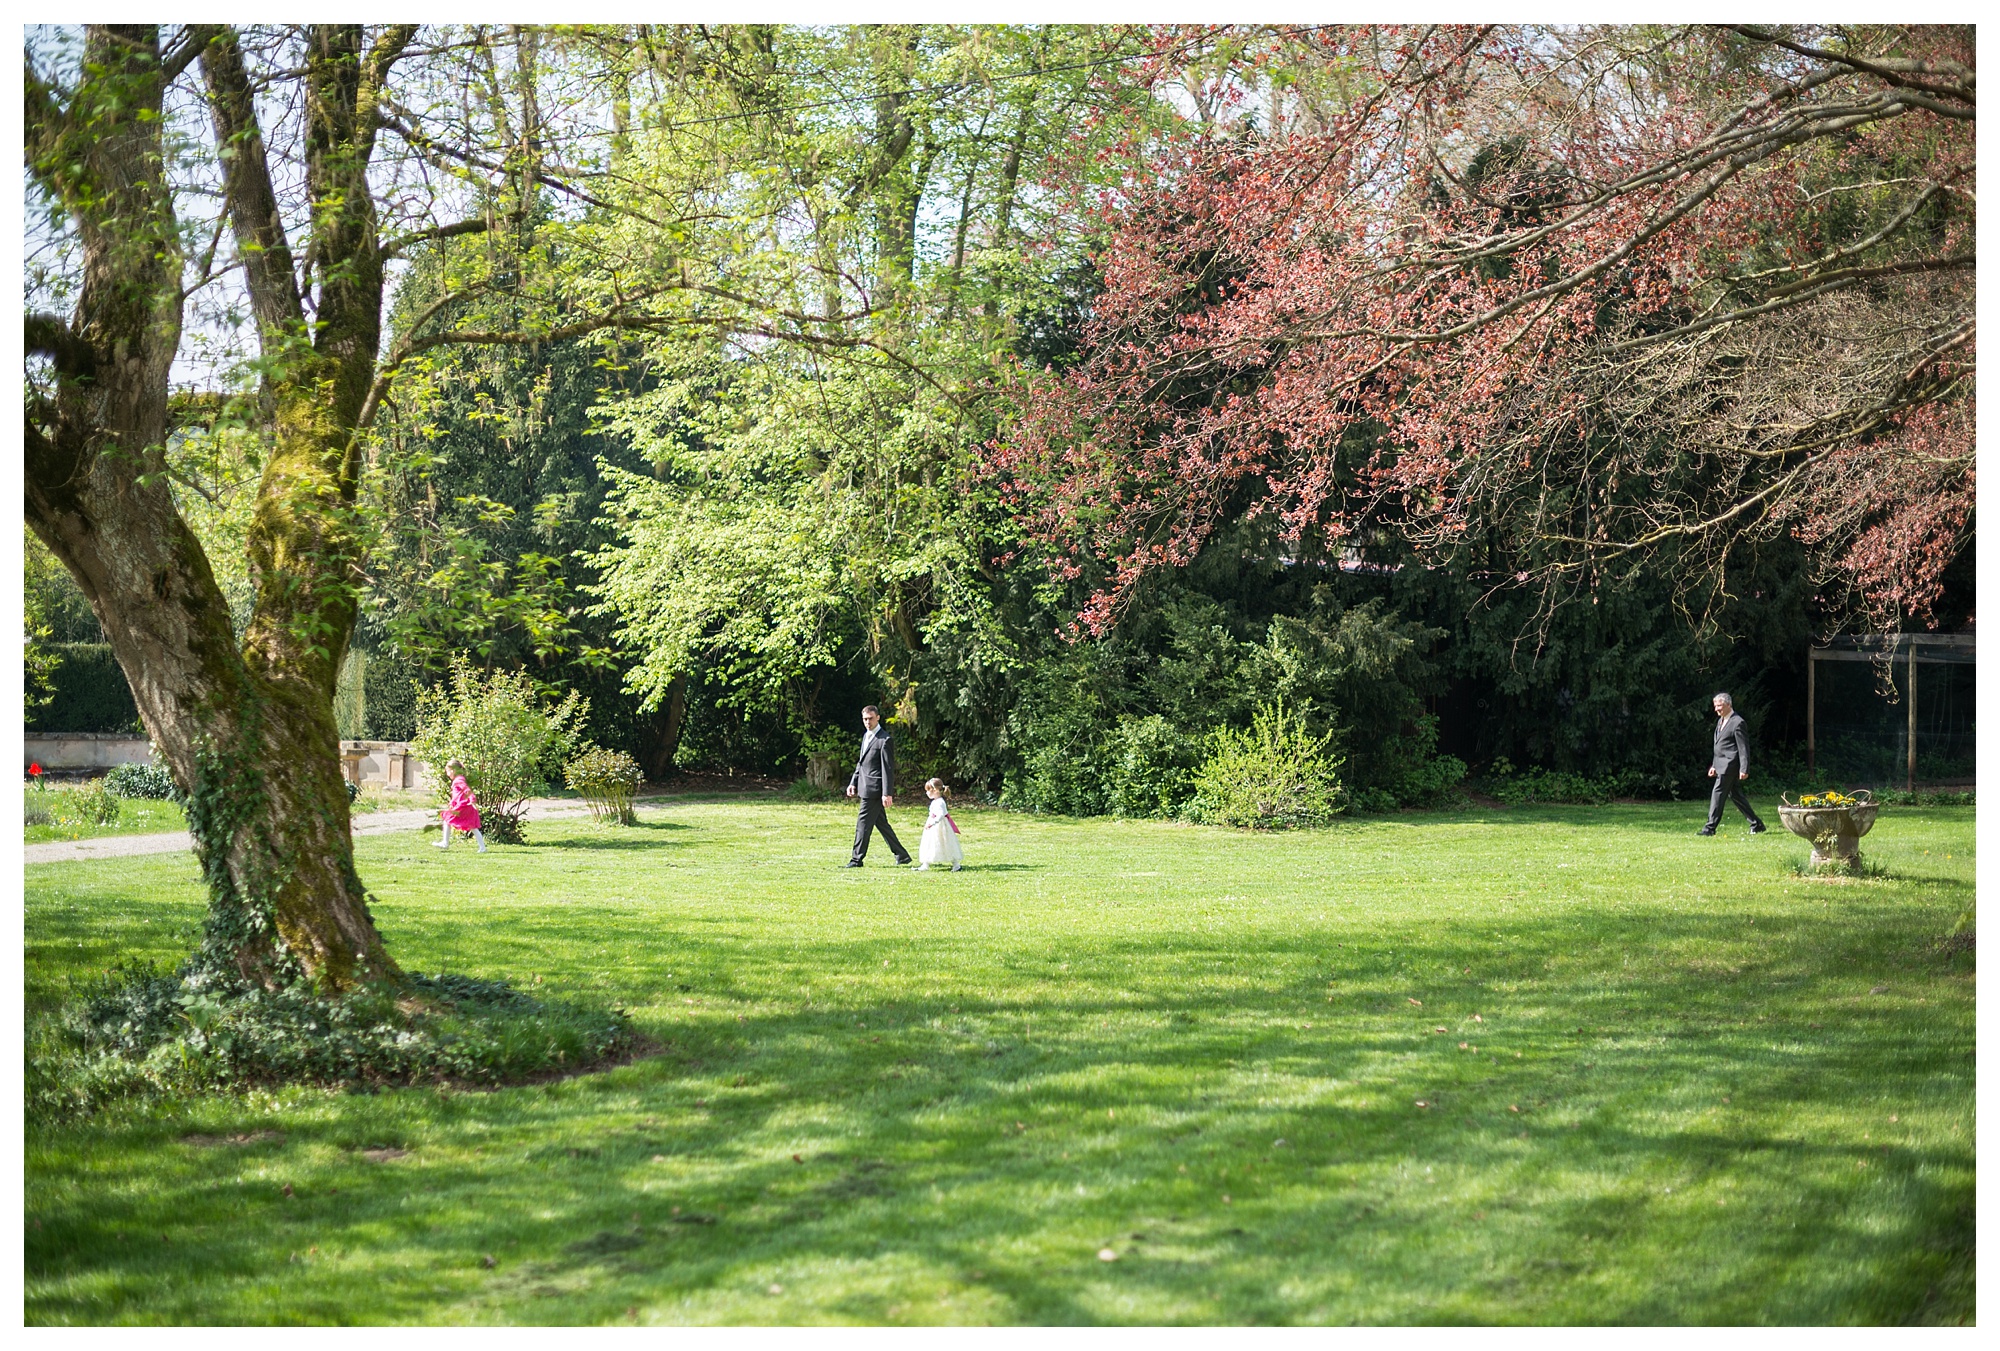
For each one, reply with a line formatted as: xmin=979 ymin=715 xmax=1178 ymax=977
xmin=844 ymin=859 xmax=865 ymax=868
xmin=1697 ymin=827 xmax=1717 ymax=836
xmin=1750 ymin=823 xmax=1767 ymax=834
xmin=894 ymin=856 xmax=913 ymax=866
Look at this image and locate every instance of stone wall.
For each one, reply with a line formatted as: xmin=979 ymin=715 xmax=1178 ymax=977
xmin=23 ymin=732 xmax=152 ymax=771
xmin=24 ymin=733 xmax=431 ymax=790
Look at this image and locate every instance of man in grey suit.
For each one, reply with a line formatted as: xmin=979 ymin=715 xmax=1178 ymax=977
xmin=844 ymin=704 xmax=911 ymax=867
xmin=1700 ymin=692 xmax=1766 ymax=836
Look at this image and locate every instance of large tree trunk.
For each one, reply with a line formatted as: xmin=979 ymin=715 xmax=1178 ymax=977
xmin=641 ymin=673 xmax=689 ymax=780
xmin=25 ymin=24 xmax=404 ymax=990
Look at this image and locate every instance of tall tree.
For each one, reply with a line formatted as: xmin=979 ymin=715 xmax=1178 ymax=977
xmin=23 ymin=24 xmax=555 ymax=988
xmin=25 ymin=24 xmax=389 ymax=988
xmin=994 ymin=24 xmax=1975 ymax=638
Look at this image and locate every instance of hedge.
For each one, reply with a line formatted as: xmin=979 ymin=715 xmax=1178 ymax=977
xmin=26 ymin=643 xmax=141 ymax=734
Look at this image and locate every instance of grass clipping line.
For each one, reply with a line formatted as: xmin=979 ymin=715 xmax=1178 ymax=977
xmin=29 ymin=965 xmax=640 ymax=1122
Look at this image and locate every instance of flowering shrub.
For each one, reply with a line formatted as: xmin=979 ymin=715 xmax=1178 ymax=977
xmin=1799 ymin=791 xmax=1862 ymax=808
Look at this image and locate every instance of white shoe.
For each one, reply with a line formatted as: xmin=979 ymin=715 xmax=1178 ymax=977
xmin=477 ymin=845 xmax=488 ymax=853
xmin=952 ymin=863 xmax=962 ymax=871
xmin=433 ymin=841 xmax=447 ymax=850
xmin=918 ymin=864 xmax=930 ymax=871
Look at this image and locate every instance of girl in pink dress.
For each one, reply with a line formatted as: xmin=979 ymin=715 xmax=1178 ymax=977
xmin=436 ymin=759 xmax=487 ymax=852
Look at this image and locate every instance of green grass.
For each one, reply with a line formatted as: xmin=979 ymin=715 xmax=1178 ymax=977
xmin=24 ymin=786 xmax=188 ymax=842
xmin=22 ymin=784 xmax=451 ymax=844
xmin=25 ymin=798 xmax=1974 ymax=1324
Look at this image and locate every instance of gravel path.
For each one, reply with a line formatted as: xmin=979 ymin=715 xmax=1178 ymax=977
xmin=23 ymin=797 xmax=616 ymax=866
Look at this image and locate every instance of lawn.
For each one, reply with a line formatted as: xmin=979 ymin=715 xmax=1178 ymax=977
xmin=24 ymin=785 xmax=189 ymax=843
xmin=23 ymin=784 xmax=444 ymax=844
xmin=24 ymin=797 xmax=1975 ymax=1325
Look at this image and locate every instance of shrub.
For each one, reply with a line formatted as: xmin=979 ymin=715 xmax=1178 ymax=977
xmin=103 ymin=761 xmax=181 ymax=802
xmin=411 ymin=657 xmax=587 ymax=845
xmin=1003 ymin=698 xmax=1113 ymax=817
xmin=1874 ymin=787 xmax=1975 ymax=807
xmin=784 ymin=777 xmax=841 ymax=802
xmin=28 ymin=962 xmax=638 ymax=1123
xmin=1185 ymin=701 xmax=1345 ymax=829
xmin=565 ymin=745 xmax=644 ymax=824
xmin=1102 ymin=714 xmax=1201 ymax=818
xmin=1481 ymin=757 xmax=1633 ymax=806
xmin=61 ymin=779 xmax=123 ymax=827
xmin=25 ymin=800 xmax=53 ymax=827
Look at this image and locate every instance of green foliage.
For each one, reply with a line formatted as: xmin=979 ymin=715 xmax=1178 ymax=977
xmin=1873 ymin=787 xmax=1975 ymax=807
xmin=24 ymin=525 xmax=103 ymax=645
xmin=333 ymin=650 xmax=367 ymax=739
xmin=1102 ymin=715 xmax=1201 ymax=818
xmin=995 ymin=579 xmax=1458 ymax=817
xmin=29 ymin=963 xmax=636 ymax=1123
xmin=102 ymin=762 xmax=181 ymax=802
xmin=412 ymin=657 xmax=589 ymax=843
xmin=588 ymin=464 xmax=856 ymax=718
xmin=61 ymin=779 xmax=123 ymax=827
xmin=27 ymin=779 xmax=127 ymax=837
xmin=784 ymin=777 xmax=842 ymax=802
xmin=1186 ymin=701 xmax=1345 ymax=829
xmin=1476 ymin=756 xmax=1664 ymax=806
xmin=23 ymin=643 xmax=140 ymax=734
xmin=360 ymin=647 xmax=425 ymax=741
xmin=564 ymin=745 xmax=644 ymax=824
xmin=364 ymin=289 xmax=653 ymax=759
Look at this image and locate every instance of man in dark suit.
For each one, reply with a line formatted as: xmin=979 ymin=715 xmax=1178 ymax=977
xmin=1701 ymin=692 xmax=1766 ymax=836
xmin=845 ymin=704 xmax=911 ymax=867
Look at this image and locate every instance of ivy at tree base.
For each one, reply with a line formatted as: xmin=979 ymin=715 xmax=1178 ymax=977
xmin=28 ymin=963 xmax=638 ymax=1123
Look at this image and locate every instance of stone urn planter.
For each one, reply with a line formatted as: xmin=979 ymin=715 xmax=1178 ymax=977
xmin=1777 ymin=790 xmax=1879 ymax=868
xmin=805 ymin=753 xmax=842 ymax=791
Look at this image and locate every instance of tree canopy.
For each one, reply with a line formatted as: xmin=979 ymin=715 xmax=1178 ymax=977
xmin=21 ymin=23 xmax=1976 ymax=986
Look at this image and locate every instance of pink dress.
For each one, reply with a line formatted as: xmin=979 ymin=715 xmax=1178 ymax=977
xmin=442 ymin=775 xmax=482 ymax=831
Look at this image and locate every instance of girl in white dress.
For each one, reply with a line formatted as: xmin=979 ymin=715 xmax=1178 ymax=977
xmin=917 ymin=777 xmax=963 ymax=871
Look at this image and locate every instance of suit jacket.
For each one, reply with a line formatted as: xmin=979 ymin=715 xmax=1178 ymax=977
xmin=849 ymin=727 xmax=896 ymax=798
xmin=1711 ymin=713 xmax=1750 ymax=776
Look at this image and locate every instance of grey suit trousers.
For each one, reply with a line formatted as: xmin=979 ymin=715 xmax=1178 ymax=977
xmin=851 ymin=796 xmax=909 ymax=863
xmin=1706 ymin=768 xmax=1763 ymax=831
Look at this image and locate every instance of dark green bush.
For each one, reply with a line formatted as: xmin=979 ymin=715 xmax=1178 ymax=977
xmin=1102 ymin=715 xmax=1201 ymax=818
xmin=361 ymin=647 xmax=425 ymax=741
xmin=1480 ymin=757 xmax=1638 ymax=806
xmin=1873 ymin=787 xmax=1975 ymax=807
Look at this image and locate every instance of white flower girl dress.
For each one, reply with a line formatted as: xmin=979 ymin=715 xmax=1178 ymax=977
xmin=918 ymin=795 xmax=963 ymax=871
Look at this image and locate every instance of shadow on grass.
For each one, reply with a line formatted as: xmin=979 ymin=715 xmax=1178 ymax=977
xmin=26 ymin=887 xmax=1975 ymax=1325
xmin=531 ymin=834 xmax=700 ymax=853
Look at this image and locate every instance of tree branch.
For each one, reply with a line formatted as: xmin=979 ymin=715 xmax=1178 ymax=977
xmin=202 ymin=28 xmax=308 ymax=342
xmin=378 ymin=208 xmax=522 ymax=261
xmin=24 ymin=313 xmax=95 ymax=378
